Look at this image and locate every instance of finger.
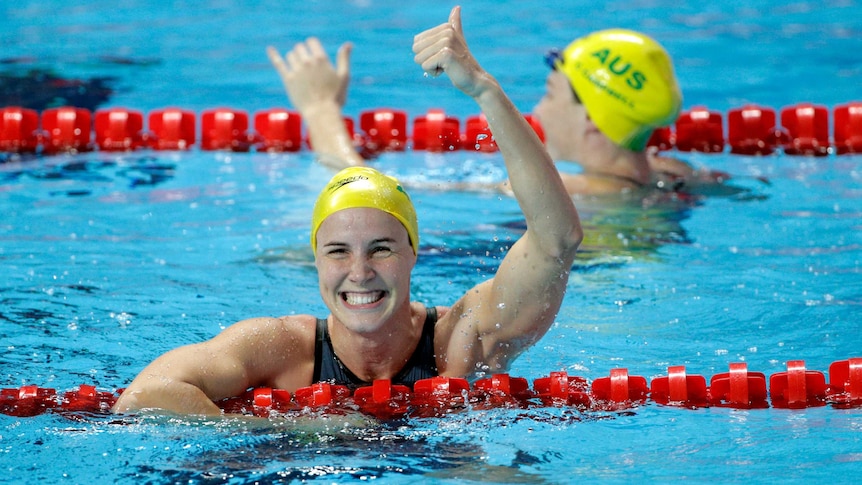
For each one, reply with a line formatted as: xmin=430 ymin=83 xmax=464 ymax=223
xmin=266 ymin=46 xmax=290 ymax=75
xmin=290 ymin=39 xmax=311 ymax=60
xmin=415 ymin=35 xmax=453 ymax=64
xmin=412 ymin=22 xmax=453 ymax=54
xmin=306 ymin=37 xmax=326 ymax=57
xmin=412 ymin=43 xmax=436 ymax=71
xmin=287 ymin=40 xmax=313 ymax=70
xmin=419 ymin=49 xmax=448 ymax=77
xmin=335 ymin=42 xmax=353 ymax=78
xmin=266 ymin=46 xmax=282 ymax=66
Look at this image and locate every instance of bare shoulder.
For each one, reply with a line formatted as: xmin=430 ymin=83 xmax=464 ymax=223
xmin=561 ymin=171 xmax=638 ymax=196
xmin=221 ymin=314 xmax=317 ymax=342
xmin=557 ymin=171 xmax=594 ymax=195
xmin=212 ymin=314 xmax=319 ymax=388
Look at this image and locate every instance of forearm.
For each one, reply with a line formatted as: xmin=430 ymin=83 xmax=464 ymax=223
xmin=303 ymin=100 xmax=365 ymax=169
xmin=112 ymin=376 xmax=222 ymax=415
xmin=474 ymin=79 xmax=583 ymax=257
xmin=112 ymin=342 xmax=249 ymax=415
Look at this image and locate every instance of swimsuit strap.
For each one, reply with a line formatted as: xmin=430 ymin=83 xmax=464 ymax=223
xmin=390 ymin=306 xmax=438 ymax=384
xmin=312 ymin=317 xmax=327 ymax=384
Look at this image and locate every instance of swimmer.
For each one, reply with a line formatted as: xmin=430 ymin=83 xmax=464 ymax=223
xmin=112 ymin=6 xmax=582 ymax=415
xmin=266 ymin=17 xmax=731 ymax=196
xmin=534 ymin=29 xmax=728 ymax=196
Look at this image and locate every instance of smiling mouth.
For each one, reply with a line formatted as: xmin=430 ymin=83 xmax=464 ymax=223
xmin=341 ymin=291 xmax=385 ymax=306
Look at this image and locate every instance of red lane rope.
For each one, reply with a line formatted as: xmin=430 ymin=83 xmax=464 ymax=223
xmin=2 ymin=103 xmax=861 ymax=157
xmin=3 ymin=358 xmax=860 ymax=419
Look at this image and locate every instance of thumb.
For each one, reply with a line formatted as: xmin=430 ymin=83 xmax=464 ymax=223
xmin=449 ymin=6 xmax=462 ymax=34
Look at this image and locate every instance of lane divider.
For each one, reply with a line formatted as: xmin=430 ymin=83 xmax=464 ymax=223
xmin=1 ymin=102 xmax=861 ymax=157
xmin=2 ymin=358 xmax=860 ymax=419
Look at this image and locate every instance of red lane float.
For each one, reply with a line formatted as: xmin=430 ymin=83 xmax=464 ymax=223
xmin=361 ymin=108 xmax=408 ymax=152
xmin=829 ymin=357 xmax=862 ymax=408
xmin=200 ymin=107 xmax=253 ymax=152
xmin=95 ymin=107 xmax=145 ymax=151
xmin=3 ymin=102 xmax=861 ymax=157
xmin=709 ymin=362 xmax=769 ymax=409
xmin=148 ymin=108 xmax=196 ymax=150
xmin=255 ymin=108 xmax=303 ymax=152
xmin=533 ymin=371 xmax=591 ymax=409
xmin=834 ymin=102 xmax=862 ymax=154
xmin=3 ymin=358 xmax=862 ymax=419
xmin=412 ymin=109 xmax=461 ymax=151
xmin=727 ymin=104 xmax=784 ymax=155
xmin=40 ymin=106 xmax=93 ymax=154
xmin=781 ymin=103 xmax=831 ymax=156
xmin=675 ymin=106 xmax=725 ymax=153
xmin=650 ymin=365 xmax=709 ymax=408
xmin=0 ymin=107 xmax=39 ymax=153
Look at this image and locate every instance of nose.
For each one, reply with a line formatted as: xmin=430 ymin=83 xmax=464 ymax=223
xmin=348 ymin=255 xmax=375 ymax=283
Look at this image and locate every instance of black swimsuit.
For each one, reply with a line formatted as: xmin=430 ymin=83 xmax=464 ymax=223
xmin=312 ymin=307 xmax=438 ymax=389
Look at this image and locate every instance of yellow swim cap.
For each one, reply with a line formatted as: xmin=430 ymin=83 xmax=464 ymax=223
xmin=311 ymin=166 xmax=419 ymax=254
xmin=554 ymin=29 xmax=682 ymax=151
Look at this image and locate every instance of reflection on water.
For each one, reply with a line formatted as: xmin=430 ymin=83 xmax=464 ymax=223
xmin=118 ymin=407 xmax=602 ymax=483
xmin=0 ymin=67 xmax=115 ymax=111
xmin=576 ymin=196 xmax=694 ymax=260
xmin=0 ymin=155 xmax=177 ymax=194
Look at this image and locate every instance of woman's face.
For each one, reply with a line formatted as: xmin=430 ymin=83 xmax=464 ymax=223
xmin=533 ymin=70 xmax=610 ymax=165
xmin=314 ymin=207 xmax=416 ymax=335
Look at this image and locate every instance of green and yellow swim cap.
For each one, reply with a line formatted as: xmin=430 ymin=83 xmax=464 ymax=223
xmin=311 ymin=166 xmax=419 ymax=254
xmin=553 ymin=29 xmax=682 ymax=151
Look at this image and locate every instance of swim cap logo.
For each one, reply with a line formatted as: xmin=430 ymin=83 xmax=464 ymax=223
xmin=396 ymin=184 xmax=410 ymax=199
xmin=329 ymin=174 xmax=368 ymax=193
xmin=590 ymin=48 xmax=646 ymax=90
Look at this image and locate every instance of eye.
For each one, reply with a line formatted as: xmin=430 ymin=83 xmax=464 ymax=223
xmin=371 ymin=246 xmax=393 ymax=258
xmin=324 ymin=247 xmax=349 ymax=258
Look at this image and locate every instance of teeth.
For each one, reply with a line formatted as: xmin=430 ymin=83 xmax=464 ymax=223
xmin=343 ymin=291 xmax=383 ymax=305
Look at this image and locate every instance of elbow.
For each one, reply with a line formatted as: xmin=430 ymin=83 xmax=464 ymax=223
xmin=559 ymin=224 xmax=584 ymax=261
xmin=562 ymin=207 xmax=585 ymax=256
xmin=537 ymin=224 xmax=582 ymax=263
xmin=571 ymin=223 xmax=584 ymax=248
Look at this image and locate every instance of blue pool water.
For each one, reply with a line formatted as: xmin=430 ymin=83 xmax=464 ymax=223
xmin=2 ymin=0 xmax=862 ymax=483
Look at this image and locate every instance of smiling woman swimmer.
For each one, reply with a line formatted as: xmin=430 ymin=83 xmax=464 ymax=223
xmin=112 ymin=6 xmax=583 ymax=415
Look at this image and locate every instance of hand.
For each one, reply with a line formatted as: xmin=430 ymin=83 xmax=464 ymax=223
xmin=267 ymin=38 xmax=352 ymax=112
xmin=412 ymin=6 xmax=487 ymax=99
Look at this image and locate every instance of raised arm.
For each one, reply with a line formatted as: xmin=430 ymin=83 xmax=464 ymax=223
xmin=413 ymin=6 xmax=583 ymax=375
xmin=267 ymin=38 xmax=365 ymax=169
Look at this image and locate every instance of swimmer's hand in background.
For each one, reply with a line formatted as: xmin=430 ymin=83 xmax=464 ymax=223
xmin=267 ymin=38 xmax=352 ymax=115
xmin=412 ymin=6 xmax=490 ymax=99
xmin=266 ymin=37 xmax=365 ymax=168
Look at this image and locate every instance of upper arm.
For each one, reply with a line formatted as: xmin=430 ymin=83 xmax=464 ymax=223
xmin=437 ymin=232 xmax=573 ymax=375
